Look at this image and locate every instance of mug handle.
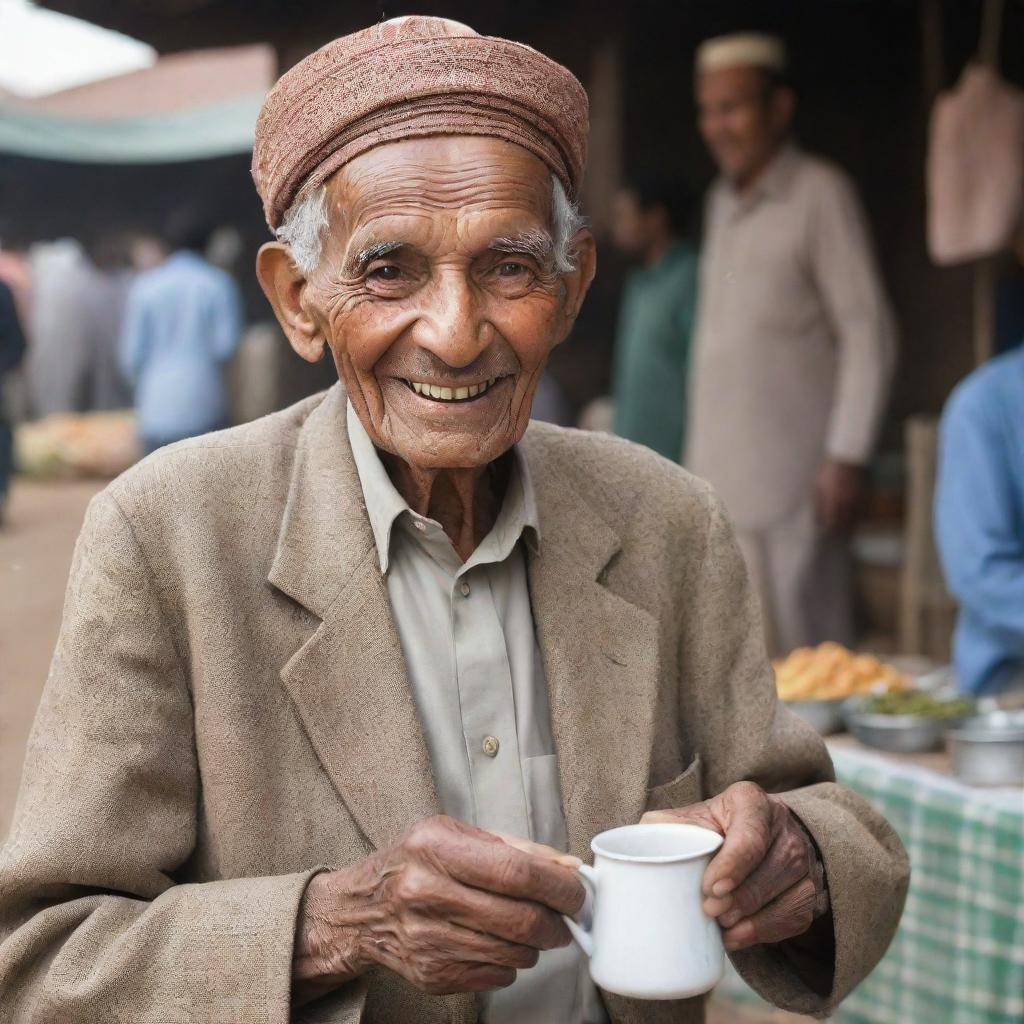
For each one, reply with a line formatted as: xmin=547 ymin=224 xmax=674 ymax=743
xmin=562 ymin=864 xmax=599 ymax=958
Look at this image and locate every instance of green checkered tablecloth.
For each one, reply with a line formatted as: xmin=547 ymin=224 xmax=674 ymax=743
xmin=720 ymin=742 xmax=1024 ymax=1023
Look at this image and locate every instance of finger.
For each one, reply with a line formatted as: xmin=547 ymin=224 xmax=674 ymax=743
xmin=640 ymin=805 xmax=721 ymax=829
xmin=722 ymin=877 xmax=818 ymax=951
xmin=701 ymin=784 xmax=778 ymax=898
xmin=434 ymin=962 xmax=520 ymax=995
xmin=446 ymin=963 xmax=517 ymax=994
xmin=399 ymin=957 xmax=517 ymax=996
xmin=430 ymin=827 xmax=585 ymax=915
xmin=716 ymin=823 xmax=811 ymax=928
xmin=368 ymin=921 xmax=528 ymax=995
xmin=407 ymin=918 xmax=541 ymax=970
xmin=492 ymin=832 xmax=582 ymax=869
xmin=411 ymin=871 xmax=573 ymax=951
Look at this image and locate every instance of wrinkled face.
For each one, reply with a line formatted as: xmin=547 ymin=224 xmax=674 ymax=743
xmin=297 ymin=136 xmax=591 ymax=471
xmin=697 ymin=66 xmax=789 ymax=183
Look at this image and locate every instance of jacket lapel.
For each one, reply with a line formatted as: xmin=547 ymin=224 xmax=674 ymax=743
xmin=267 ymin=395 xmax=660 ymax=867
xmin=522 ymin=428 xmax=661 ymax=862
xmin=268 ymin=386 xmax=440 ymax=852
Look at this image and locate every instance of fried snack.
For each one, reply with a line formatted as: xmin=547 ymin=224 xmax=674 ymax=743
xmin=773 ymin=642 xmax=910 ymax=701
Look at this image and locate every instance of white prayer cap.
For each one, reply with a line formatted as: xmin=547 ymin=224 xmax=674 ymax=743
xmin=695 ymin=32 xmax=787 ymax=75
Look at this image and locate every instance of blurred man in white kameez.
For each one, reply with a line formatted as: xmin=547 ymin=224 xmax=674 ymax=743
xmin=687 ymin=33 xmax=897 ymax=657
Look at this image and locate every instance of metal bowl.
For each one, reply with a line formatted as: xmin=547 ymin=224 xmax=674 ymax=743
xmin=843 ymin=695 xmax=971 ymax=754
xmin=784 ymin=698 xmax=846 ymax=736
xmin=948 ymin=713 xmax=1024 ymax=786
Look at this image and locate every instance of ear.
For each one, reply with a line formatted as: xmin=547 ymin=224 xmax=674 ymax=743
xmin=255 ymin=242 xmax=327 ymax=363
xmin=555 ymin=229 xmax=597 ymax=344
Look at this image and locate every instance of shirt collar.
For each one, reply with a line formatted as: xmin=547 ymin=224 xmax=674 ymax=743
xmin=754 ymin=142 xmax=801 ymax=199
xmin=720 ymin=142 xmax=801 ymax=211
xmin=346 ymin=399 xmax=540 ymax=574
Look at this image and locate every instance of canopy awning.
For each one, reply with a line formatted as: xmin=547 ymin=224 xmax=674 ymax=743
xmin=0 ymin=44 xmax=272 ymax=162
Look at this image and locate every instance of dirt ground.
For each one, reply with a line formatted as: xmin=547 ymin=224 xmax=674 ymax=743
xmin=0 ymin=477 xmax=103 ymax=836
xmin=0 ymin=476 xmax=810 ymax=1024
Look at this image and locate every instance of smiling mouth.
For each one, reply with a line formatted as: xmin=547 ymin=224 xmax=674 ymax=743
xmin=404 ymin=377 xmax=504 ymax=403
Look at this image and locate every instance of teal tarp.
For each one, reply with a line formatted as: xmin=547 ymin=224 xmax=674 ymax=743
xmin=0 ymin=93 xmax=263 ymax=162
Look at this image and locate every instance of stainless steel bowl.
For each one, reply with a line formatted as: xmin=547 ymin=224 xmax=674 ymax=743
xmin=948 ymin=713 xmax=1024 ymax=786
xmin=843 ymin=695 xmax=970 ymax=753
xmin=784 ymin=698 xmax=846 ymax=736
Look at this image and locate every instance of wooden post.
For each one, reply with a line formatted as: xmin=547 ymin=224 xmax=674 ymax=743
xmin=581 ymin=38 xmax=623 ymax=237
xmin=973 ymin=256 xmax=996 ymax=366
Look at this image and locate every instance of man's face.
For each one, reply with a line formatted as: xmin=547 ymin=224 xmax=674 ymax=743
xmin=696 ymin=66 xmax=789 ymax=183
xmin=290 ymin=137 xmax=591 ymax=471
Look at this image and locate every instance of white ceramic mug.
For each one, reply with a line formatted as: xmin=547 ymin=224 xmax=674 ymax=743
xmin=563 ymin=823 xmax=726 ymax=1000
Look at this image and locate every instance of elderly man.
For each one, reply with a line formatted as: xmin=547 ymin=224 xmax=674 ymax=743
xmin=687 ymin=34 xmax=897 ymax=657
xmin=0 ymin=17 xmax=907 ymax=1024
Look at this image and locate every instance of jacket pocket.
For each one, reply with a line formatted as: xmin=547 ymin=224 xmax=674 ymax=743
xmin=645 ymin=754 xmax=703 ymax=813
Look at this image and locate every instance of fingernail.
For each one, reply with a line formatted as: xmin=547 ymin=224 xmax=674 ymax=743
xmin=712 ymin=879 xmax=734 ymax=897
xmin=720 ymin=910 xmax=742 ymax=928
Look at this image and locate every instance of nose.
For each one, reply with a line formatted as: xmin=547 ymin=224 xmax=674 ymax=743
xmin=409 ymin=267 xmax=490 ymax=369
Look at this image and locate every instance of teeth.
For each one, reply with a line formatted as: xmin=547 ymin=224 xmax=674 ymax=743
xmin=408 ymin=377 xmax=500 ymax=402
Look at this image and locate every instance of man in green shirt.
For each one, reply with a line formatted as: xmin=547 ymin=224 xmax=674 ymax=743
xmin=610 ymin=173 xmax=698 ymax=460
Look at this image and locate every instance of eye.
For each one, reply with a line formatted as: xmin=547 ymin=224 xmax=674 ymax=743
xmin=497 ymin=261 xmax=528 ymax=277
xmin=368 ymin=264 xmax=402 ymax=281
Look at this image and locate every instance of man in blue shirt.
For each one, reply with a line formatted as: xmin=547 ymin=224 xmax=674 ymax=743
xmin=935 ymin=343 xmax=1024 ymax=695
xmin=120 ymin=219 xmax=242 ymax=453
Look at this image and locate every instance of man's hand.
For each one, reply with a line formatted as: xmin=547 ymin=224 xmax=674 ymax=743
xmin=642 ymin=782 xmax=828 ymax=952
xmin=814 ymin=459 xmax=865 ymax=536
xmin=292 ymin=815 xmax=585 ymax=1000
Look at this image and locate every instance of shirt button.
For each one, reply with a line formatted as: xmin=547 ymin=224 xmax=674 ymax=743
xmin=482 ymin=735 xmax=500 ymax=757
xmin=459 ymin=580 xmax=471 ymax=597
xmin=413 ymin=520 xmax=426 ymax=532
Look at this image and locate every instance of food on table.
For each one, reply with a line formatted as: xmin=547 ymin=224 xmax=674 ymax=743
xmin=773 ymin=642 xmax=910 ymax=701
xmin=14 ymin=412 xmax=140 ymax=479
xmin=859 ymin=691 xmax=976 ymax=719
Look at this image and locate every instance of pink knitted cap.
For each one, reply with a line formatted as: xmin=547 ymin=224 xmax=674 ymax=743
xmin=252 ymin=16 xmax=589 ymax=230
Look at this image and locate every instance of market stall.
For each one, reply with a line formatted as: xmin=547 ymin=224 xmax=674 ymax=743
xmin=822 ymin=738 xmax=1023 ymax=1024
xmin=722 ymin=645 xmax=1024 ymax=1024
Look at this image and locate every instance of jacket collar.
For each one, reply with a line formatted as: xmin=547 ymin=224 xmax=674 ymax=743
xmin=268 ymin=387 xmax=658 ymax=865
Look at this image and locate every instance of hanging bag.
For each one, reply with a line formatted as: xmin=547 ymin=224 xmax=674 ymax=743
xmin=926 ymin=0 xmax=1024 ymax=265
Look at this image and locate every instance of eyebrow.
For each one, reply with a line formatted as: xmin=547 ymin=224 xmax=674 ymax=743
xmin=489 ymin=229 xmax=555 ymax=264
xmin=345 ymin=240 xmax=405 ymax=276
xmin=343 ymin=229 xmax=556 ymax=276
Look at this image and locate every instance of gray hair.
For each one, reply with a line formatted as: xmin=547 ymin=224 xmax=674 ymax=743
xmin=276 ymin=173 xmax=583 ymax=276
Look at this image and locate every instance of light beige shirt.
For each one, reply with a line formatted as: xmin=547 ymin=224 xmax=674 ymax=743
xmin=347 ymin=402 xmax=606 ymax=1024
xmin=687 ymin=145 xmax=896 ymax=531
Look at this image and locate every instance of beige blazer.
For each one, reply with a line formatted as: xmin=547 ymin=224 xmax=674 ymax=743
xmin=0 ymin=385 xmax=908 ymax=1023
